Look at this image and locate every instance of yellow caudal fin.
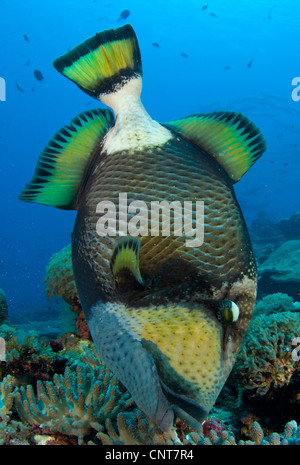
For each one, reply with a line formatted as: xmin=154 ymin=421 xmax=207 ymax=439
xmin=53 ymin=25 xmax=142 ymax=104
xmin=18 ymin=108 xmax=114 ymax=209
xmin=110 ymin=236 xmax=144 ymax=286
xmin=164 ymin=111 xmax=266 ymax=183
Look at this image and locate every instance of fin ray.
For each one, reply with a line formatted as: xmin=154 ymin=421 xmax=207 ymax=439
xmin=53 ymin=25 xmax=142 ymax=100
xmin=163 ymin=111 xmax=266 ymax=182
xmin=19 ymin=108 xmax=114 ymax=209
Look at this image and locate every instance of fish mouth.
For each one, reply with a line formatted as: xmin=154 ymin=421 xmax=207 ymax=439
xmin=131 ymin=301 xmax=238 ymax=430
xmin=86 ymin=299 xmax=240 ymax=432
xmin=159 ymin=380 xmax=209 ymax=429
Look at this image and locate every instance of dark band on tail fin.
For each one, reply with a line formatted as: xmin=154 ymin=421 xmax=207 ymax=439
xmin=53 ymin=24 xmax=142 ymax=100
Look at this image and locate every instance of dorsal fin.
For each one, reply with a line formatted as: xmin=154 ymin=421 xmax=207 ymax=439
xmin=163 ymin=111 xmax=266 ymax=183
xmin=18 ymin=108 xmax=114 ymax=209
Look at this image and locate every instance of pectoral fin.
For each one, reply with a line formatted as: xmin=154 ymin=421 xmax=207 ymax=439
xmin=110 ymin=236 xmax=144 ymax=287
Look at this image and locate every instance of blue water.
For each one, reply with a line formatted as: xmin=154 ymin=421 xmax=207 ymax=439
xmin=0 ymin=0 xmax=299 ymax=321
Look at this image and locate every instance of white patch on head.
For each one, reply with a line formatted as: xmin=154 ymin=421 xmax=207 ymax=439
xmin=101 ymin=77 xmax=173 ymax=154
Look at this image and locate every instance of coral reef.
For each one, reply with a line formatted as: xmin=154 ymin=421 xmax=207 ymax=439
xmin=0 ymin=289 xmax=8 ymax=325
xmin=236 ymin=309 xmax=300 ymax=395
xmin=96 ymin=411 xmax=173 ymax=445
xmin=0 ymin=329 xmax=67 ymax=387
xmin=253 ymin=292 xmax=297 ymax=317
xmin=259 ymin=240 xmax=300 ymax=299
xmin=215 ymin=293 xmax=300 ymax=434
xmin=44 ymin=244 xmax=91 ymax=339
xmin=0 ymin=375 xmax=15 ymax=420
xmin=14 ymin=362 xmax=134 ymax=444
xmin=45 ymin=244 xmax=80 ymax=313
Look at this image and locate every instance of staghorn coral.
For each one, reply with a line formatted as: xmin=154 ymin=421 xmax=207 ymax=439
xmin=0 ymin=375 xmax=15 ymax=420
xmin=14 ymin=362 xmax=134 ymax=444
xmin=45 ymin=244 xmax=80 ymax=313
xmin=95 ymin=407 xmax=300 ymax=446
xmin=96 ymin=410 xmax=178 ymax=445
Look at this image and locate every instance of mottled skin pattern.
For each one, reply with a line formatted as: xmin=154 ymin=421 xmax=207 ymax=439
xmin=72 ymin=132 xmax=257 ymax=428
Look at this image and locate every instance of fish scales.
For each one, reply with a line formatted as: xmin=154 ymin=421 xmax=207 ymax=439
xmin=75 ymin=139 xmax=252 ymax=302
xmin=19 ymin=24 xmax=266 ymax=432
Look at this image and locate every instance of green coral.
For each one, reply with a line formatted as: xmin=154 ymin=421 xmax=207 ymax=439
xmin=235 ymin=310 xmax=300 ymax=395
xmin=0 ymin=375 xmax=15 ymax=420
xmin=15 ymin=362 xmax=134 ymax=444
xmin=253 ymin=292 xmax=296 ymax=317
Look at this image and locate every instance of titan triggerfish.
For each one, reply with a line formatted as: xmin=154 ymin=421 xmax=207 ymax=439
xmin=19 ymin=24 xmax=266 ymax=432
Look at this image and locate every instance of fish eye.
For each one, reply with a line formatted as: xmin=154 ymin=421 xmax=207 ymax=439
xmin=216 ymin=299 xmax=239 ymax=324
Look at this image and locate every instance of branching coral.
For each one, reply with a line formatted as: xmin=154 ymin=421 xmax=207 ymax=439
xmin=0 ymin=375 xmax=15 ymax=420
xmin=14 ymin=363 xmax=134 ymax=444
xmin=96 ymin=410 xmax=177 ymax=445
xmin=235 ymin=311 xmax=300 ymax=395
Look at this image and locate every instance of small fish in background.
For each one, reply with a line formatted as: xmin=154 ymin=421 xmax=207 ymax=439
xmin=202 ymin=4 xmax=208 ymax=9
xmin=247 ymin=60 xmax=253 ymax=68
xmin=33 ymin=69 xmax=44 ymax=81
xmin=268 ymin=5 xmax=279 ymax=20
xmin=118 ymin=9 xmax=130 ymax=21
xmin=16 ymin=81 xmax=25 ymax=92
xmin=181 ymin=52 xmax=188 ymax=58
xmin=24 ymin=59 xmax=30 ymax=66
xmin=225 ymin=65 xmax=231 ymax=71
xmin=152 ymin=42 xmax=160 ymax=48
xmin=23 ymin=34 xmax=29 ymax=42
xmin=210 ymin=12 xmax=218 ymax=18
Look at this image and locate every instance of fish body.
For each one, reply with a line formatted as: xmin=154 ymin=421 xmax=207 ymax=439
xmin=118 ymin=9 xmax=130 ymax=21
xmin=33 ymin=69 xmax=44 ymax=81
xmin=19 ymin=25 xmax=266 ymax=432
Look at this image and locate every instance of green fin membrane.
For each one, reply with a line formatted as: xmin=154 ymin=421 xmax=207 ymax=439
xmin=53 ymin=24 xmax=142 ymax=99
xmin=110 ymin=236 xmax=144 ymax=286
xmin=164 ymin=111 xmax=266 ymax=182
xmin=19 ymin=108 xmax=114 ymax=209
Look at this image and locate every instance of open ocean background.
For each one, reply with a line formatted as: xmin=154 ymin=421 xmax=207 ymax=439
xmin=0 ymin=0 xmax=299 ymax=325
